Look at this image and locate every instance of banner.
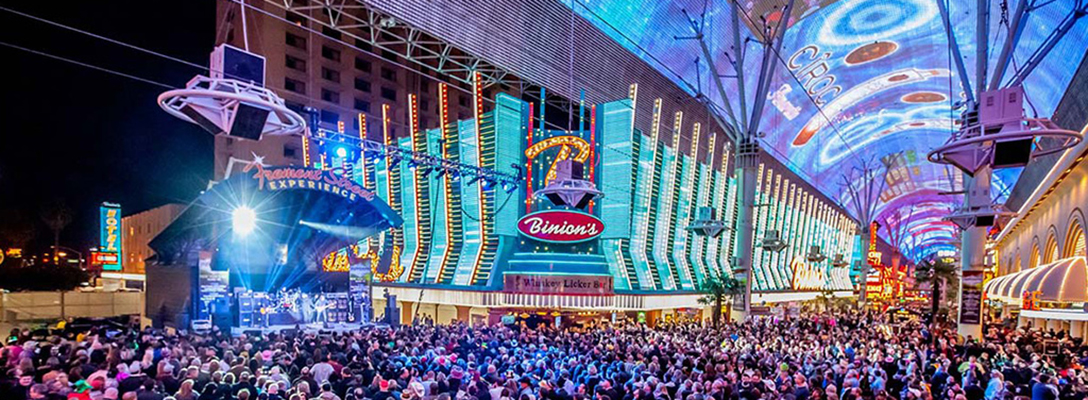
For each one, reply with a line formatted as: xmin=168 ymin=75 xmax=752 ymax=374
xmin=503 ymin=273 xmax=613 ymax=295
xmin=349 ymin=262 xmax=371 ymax=323
xmin=959 ymin=270 xmax=984 ymax=325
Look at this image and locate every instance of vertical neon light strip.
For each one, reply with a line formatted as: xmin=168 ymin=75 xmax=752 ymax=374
xmin=709 ymin=140 xmax=728 ymax=276
xmin=404 ymin=94 xmax=423 ymax=281
xmin=752 ymin=164 xmax=769 ymax=290
xmin=433 ymin=83 xmax=455 ymax=283
xmin=769 ymin=174 xmax=786 ymax=289
xmin=382 ymin=103 xmax=402 ymax=253
xmin=674 ymin=122 xmax=700 ymax=287
xmin=588 ymin=103 xmax=597 ymax=212
xmin=468 ymin=71 xmax=487 ymax=284
xmin=698 ymin=133 xmax=716 ymax=279
xmin=631 ymin=98 xmax=661 ymax=289
xmin=302 ymin=136 xmax=311 ymax=167
xmin=357 ymin=113 xmax=369 ymax=187
xmin=652 ymin=111 xmax=682 ymax=290
xmin=786 ymin=183 xmax=800 ymax=286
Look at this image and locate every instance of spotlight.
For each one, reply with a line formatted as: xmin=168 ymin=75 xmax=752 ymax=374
xmin=466 ymin=175 xmax=483 ymax=186
xmin=233 ymin=206 xmax=257 ymax=236
xmin=450 ymin=170 xmax=461 ymax=181
xmin=434 ymin=168 xmax=447 ymax=179
xmin=335 ymin=147 xmax=348 ymax=158
xmin=389 ymin=158 xmax=401 ymax=169
xmin=482 ymin=177 xmax=498 ymax=190
xmin=503 ymin=181 xmax=518 ymax=193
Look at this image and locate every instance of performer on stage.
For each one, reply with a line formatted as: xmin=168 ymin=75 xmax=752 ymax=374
xmin=314 ymin=294 xmax=329 ymax=324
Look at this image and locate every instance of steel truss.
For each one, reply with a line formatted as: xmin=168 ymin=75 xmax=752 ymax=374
xmin=256 ymin=0 xmax=514 ymax=89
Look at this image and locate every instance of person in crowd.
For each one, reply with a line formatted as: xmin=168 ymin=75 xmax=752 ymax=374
xmin=3 ymin=309 xmax=1088 ymax=400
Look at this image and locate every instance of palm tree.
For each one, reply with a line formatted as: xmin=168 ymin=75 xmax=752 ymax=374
xmin=40 ymin=199 xmax=73 ymax=264
xmin=698 ymin=273 xmax=744 ymax=327
xmin=915 ymin=258 xmax=958 ymax=324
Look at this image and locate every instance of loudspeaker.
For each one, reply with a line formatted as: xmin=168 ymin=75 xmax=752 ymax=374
xmin=556 ymin=159 xmax=584 ymax=180
xmin=211 ymin=44 xmax=266 ymax=86
xmin=992 ymin=138 xmax=1033 ymax=168
xmin=975 ymin=215 xmax=995 ymax=227
xmin=545 ymin=193 xmax=564 ymax=206
xmin=180 ymin=104 xmax=222 ymax=135
xmin=573 ymin=192 xmax=593 ymax=209
xmin=229 ymin=102 xmax=271 ymax=141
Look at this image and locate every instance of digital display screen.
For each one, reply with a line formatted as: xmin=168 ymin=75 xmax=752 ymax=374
xmin=568 ymin=0 xmax=1087 ymax=260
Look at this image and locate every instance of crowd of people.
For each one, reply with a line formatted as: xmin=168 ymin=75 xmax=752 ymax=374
xmin=3 ymin=311 xmax=1088 ymax=400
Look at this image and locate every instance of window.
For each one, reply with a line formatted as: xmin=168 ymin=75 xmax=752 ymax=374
xmin=420 ymin=80 xmax=430 ymax=93
xmin=321 ymin=26 xmax=341 ymax=40
xmin=381 ymin=50 xmax=397 ymax=61
xmin=354 ymin=98 xmax=370 ymax=112
xmin=286 ymin=33 xmax=306 ymax=50
xmin=380 ymin=67 xmax=396 ymax=82
xmin=285 ymin=55 xmax=306 ymax=72
xmin=381 ymin=87 xmax=397 ymax=101
xmin=354 ymin=78 xmax=371 ymax=92
xmin=321 ymin=67 xmax=340 ymax=83
xmin=321 ymin=88 xmax=340 ymax=103
xmin=284 ymin=146 xmax=297 ymax=158
xmin=285 ymin=101 xmax=305 ymax=114
xmin=320 ymin=109 xmax=338 ymax=124
xmin=284 ymin=78 xmax=306 ymax=94
xmin=321 ymin=46 xmax=341 ymax=61
xmin=355 ymin=57 xmax=371 ymax=72
xmin=286 ymin=11 xmax=307 ymax=26
xmin=355 ymin=39 xmax=372 ymax=52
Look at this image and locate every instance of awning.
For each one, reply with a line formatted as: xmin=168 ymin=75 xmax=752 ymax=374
xmin=985 ymin=257 xmax=1087 ymax=303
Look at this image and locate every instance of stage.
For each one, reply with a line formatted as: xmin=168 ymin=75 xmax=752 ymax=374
xmin=227 ymin=321 xmax=388 ymax=336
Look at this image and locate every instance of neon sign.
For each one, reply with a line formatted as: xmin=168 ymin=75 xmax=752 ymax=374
xmin=244 ymin=162 xmax=376 ymax=202
xmin=517 ymin=210 xmax=603 ymax=243
xmin=99 ymin=203 xmax=121 ymax=271
xmin=524 ymin=135 xmax=591 ymax=185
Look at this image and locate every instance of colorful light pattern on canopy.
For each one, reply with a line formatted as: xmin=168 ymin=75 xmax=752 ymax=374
xmin=567 ymin=0 xmax=1088 ymax=261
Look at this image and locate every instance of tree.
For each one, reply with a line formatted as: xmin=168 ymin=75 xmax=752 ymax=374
xmin=0 ymin=210 xmax=36 ymax=250
xmin=698 ymin=273 xmax=744 ymax=328
xmin=915 ymin=258 xmax=958 ymax=324
xmin=839 ymin=156 xmax=888 ymax=304
xmin=40 ymin=199 xmax=73 ymax=264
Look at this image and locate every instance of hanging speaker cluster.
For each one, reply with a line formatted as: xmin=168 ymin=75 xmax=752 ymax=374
xmin=534 ymin=159 xmax=602 ymax=209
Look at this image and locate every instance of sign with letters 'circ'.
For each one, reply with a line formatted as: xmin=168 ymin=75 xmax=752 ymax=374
xmin=516 ymin=210 xmax=603 ymax=243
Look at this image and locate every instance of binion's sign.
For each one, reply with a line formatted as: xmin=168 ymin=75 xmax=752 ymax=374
xmin=517 ymin=210 xmax=603 ymax=243
xmin=99 ymin=203 xmax=122 ymax=271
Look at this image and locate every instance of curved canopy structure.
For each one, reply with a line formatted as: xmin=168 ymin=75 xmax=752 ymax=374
xmin=150 ymin=164 xmax=403 ymax=280
xmin=985 ymin=256 xmax=1087 ymax=303
xmin=567 ymin=0 xmax=1088 ymax=260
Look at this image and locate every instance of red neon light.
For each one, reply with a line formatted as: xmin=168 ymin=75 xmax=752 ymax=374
xmin=526 ymin=102 xmax=534 ymax=212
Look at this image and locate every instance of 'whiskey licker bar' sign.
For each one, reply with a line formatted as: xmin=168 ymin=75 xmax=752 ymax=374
xmin=503 ymin=273 xmax=613 ymax=296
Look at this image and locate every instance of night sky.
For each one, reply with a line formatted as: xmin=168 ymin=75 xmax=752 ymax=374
xmin=0 ymin=1 xmax=216 ymax=252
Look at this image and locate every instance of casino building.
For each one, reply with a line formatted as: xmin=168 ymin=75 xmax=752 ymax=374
xmin=310 ymin=88 xmax=865 ymax=325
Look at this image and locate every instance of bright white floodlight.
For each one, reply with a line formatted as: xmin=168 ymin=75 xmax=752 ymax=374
xmin=233 ymin=206 xmax=257 ymax=236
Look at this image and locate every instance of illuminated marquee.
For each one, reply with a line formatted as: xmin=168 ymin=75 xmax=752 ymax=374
xmin=99 ymin=203 xmax=122 ymax=271
xmin=524 ymin=135 xmax=591 ymax=184
xmin=244 ymin=162 xmax=376 ymax=202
